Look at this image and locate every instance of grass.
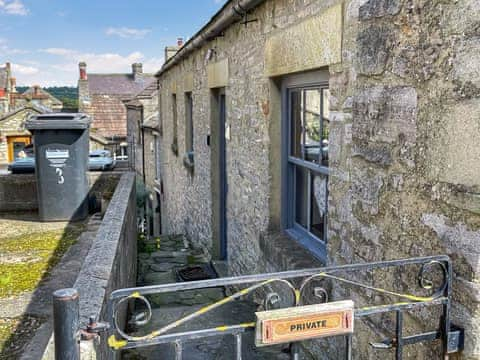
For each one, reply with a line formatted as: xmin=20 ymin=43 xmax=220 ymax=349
xmin=0 ymin=226 xmax=83 ymax=298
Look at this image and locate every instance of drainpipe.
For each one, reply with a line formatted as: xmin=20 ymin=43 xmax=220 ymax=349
xmin=155 ymin=0 xmax=266 ymax=77
xmin=140 ymin=107 xmax=148 ymax=237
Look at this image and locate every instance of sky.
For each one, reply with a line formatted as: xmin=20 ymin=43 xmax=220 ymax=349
xmin=0 ymin=0 xmax=226 ymax=86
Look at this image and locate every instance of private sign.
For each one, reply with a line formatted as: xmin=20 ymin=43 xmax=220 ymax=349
xmin=255 ymin=300 xmax=354 ymax=346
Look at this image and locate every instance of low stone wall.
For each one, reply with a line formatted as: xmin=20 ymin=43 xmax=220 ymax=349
xmin=40 ymin=172 xmax=137 ymax=359
xmin=0 ymin=172 xmax=122 ymax=213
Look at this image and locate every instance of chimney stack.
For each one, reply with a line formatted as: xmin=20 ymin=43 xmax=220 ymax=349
xmin=10 ymin=77 xmax=16 ymax=93
xmin=177 ymin=37 xmax=184 ymax=47
xmin=132 ymin=63 xmax=143 ymax=81
xmin=79 ymin=62 xmax=87 ymax=80
xmin=33 ymin=85 xmax=40 ymax=95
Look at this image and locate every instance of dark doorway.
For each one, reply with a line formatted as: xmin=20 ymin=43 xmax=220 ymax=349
xmin=210 ymin=88 xmax=227 ymax=260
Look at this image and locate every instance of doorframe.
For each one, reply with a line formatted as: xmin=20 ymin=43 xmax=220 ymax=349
xmin=7 ymin=135 xmax=31 ymax=162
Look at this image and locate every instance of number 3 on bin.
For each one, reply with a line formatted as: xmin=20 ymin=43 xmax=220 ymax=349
xmin=55 ymin=168 xmax=65 ymax=185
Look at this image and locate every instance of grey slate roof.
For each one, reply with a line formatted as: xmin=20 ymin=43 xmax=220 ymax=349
xmin=134 ymin=80 xmax=158 ymax=99
xmin=0 ymin=66 xmax=7 ymax=89
xmin=0 ymin=104 xmax=49 ymax=122
xmin=22 ymin=87 xmax=63 ymax=105
xmin=88 ymin=74 xmax=155 ymax=96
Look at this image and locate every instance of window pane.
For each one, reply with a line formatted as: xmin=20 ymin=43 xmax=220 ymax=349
xmin=311 ymin=174 xmax=327 ymax=241
xmin=304 ymin=89 xmax=321 ymax=164
xmin=290 ymin=90 xmax=303 ymax=159
xmin=321 ymin=89 xmax=330 ymax=166
xmin=295 ymin=165 xmax=308 ymax=228
xmin=185 ymin=92 xmax=193 ymax=153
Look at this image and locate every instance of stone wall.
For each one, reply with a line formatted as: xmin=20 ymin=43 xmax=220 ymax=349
xmin=0 ymin=107 xmax=39 ymax=164
xmin=41 ymin=172 xmax=137 ymax=359
xmin=0 ymin=172 xmax=121 ymax=212
xmin=154 ymin=0 xmax=479 ymax=358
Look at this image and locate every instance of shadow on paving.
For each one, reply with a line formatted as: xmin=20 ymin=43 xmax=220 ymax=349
xmin=0 ymin=173 xmax=116 ymax=360
xmin=121 ymin=235 xmax=292 ymax=360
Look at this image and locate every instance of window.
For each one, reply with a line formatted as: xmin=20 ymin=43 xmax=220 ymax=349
xmin=171 ymin=94 xmax=178 ymax=155
xmin=284 ymin=80 xmax=330 ymax=255
xmin=185 ymin=92 xmax=193 ymax=153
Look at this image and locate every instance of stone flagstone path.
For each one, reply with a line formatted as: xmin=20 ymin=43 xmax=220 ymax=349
xmin=122 ymin=235 xmax=294 ymax=360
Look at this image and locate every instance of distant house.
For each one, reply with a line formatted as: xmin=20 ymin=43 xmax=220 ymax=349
xmin=12 ymin=85 xmax=63 ymax=112
xmin=78 ymin=62 xmax=155 ymax=159
xmin=125 ymin=80 xmax=160 ymax=235
xmin=0 ymin=104 xmax=49 ymax=165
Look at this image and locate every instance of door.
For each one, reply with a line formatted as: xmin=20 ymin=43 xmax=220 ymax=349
xmin=7 ymin=136 xmax=31 ymax=162
xmin=211 ymin=88 xmax=227 ymax=260
xmin=219 ymin=92 xmax=227 ymax=260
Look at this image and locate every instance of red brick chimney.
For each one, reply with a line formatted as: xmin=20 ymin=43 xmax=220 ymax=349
xmin=79 ymin=62 xmax=87 ymax=80
xmin=177 ymin=37 xmax=184 ymax=47
xmin=33 ymin=85 xmax=40 ymax=95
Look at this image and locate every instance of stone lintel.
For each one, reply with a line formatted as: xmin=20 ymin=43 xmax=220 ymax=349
xmin=207 ymin=58 xmax=229 ymax=89
xmin=264 ymin=4 xmax=343 ymax=77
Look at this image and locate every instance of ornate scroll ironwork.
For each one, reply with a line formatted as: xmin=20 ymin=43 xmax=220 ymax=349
xmin=103 ymin=255 xmax=462 ymax=360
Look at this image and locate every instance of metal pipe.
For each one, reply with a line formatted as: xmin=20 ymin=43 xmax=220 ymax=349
xmin=110 ymin=255 xmax=450 ymax=300
xmin=53 ymin=288 xmax=80 ymax=360
xmin=155 ymin=0 xmax=266 ymax=77
xmin=235 ymin=334 xmax=242 ymax=360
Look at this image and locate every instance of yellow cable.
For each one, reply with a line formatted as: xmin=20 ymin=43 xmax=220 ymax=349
xmin=109 ymin=273 xmax=435 ymax=349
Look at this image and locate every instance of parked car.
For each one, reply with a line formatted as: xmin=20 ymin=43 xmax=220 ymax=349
xmin=7 ymin=156 xmax=35 ymax=174
xmin=88 ymin=150 xmax=116 ymax=171
xmin=8 ymin=150 xmax=116 ymax=174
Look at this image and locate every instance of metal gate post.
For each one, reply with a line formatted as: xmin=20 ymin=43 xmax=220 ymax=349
xmin=53 ymin=288 xmax=80 ymax=360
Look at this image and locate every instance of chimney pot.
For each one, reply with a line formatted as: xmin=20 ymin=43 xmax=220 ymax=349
xmin=79 ymin=62 xmax=87 ymax=80
xmin=177 ymin=37 xmax=184 ymax=47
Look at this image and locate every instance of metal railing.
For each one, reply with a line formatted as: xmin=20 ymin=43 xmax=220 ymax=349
xmin=53 ymin=255 xmax=464 ymax=359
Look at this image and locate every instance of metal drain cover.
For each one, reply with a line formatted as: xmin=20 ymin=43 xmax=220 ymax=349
xmin=176 ymin=264 xmax=218 ymax=281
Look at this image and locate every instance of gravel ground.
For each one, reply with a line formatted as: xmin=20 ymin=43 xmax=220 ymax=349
xmin=0 ymin=211 xmax=90 ymax=359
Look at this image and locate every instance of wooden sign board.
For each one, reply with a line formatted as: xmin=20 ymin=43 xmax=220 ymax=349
xmin=255 ymin=300 xmax=354 ymax=347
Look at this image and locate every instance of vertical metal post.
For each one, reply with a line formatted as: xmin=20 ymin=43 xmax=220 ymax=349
xmin=345 ymin=334 xmax=352 ymax=360
xmin=396 ymin=310 xmax=403 ymax=360
xmin=291 ymin=343 xmax=300 ymax=360
xmin=53 ymin=288 xmax=80 ymax=360
xmin=235 ymin=333 xmax=242 ymax=360
xmin=442 ymin=260 xmax=453 ymax=360
xmin=175 ymin=340 xmax=183 ymax=360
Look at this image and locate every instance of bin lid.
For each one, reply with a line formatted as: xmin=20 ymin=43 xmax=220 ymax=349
xmin=25 ymin=113 xmax=91 ymax=130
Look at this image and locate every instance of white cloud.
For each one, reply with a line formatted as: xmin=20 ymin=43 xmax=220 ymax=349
xmin=0 ymin=38 xmax=28 ymax=55
xmin=22 ymin=47 xmax=164 ymax=86
xmin=41 ymin=48 xmax=77 ymax=56
xmin=0 ymin=0 xmax=28 ymax=15
xmin=12 ymin=63 xmax=39 ymax=75
xmin=105 ymin=27 xmax=151 ymax=39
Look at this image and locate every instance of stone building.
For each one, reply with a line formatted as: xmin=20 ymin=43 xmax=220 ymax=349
xmin=126 ymin=81 xmax=162 ymax=236
xmin=78 ymin=62 xmax=155 ymax=158
xmin=11 ymin=85 xmax=63 ymax=112
xmin=151 ymin=0 xmax=479 ymax=358
xmin=0 ymin=105 xmax=47 ymax=165
xmin=0 ymin=78 xmax=62 ymax=166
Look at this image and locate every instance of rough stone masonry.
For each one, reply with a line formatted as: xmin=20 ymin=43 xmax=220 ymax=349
xmin=151 ymin=0 xmax=480 ymax=358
